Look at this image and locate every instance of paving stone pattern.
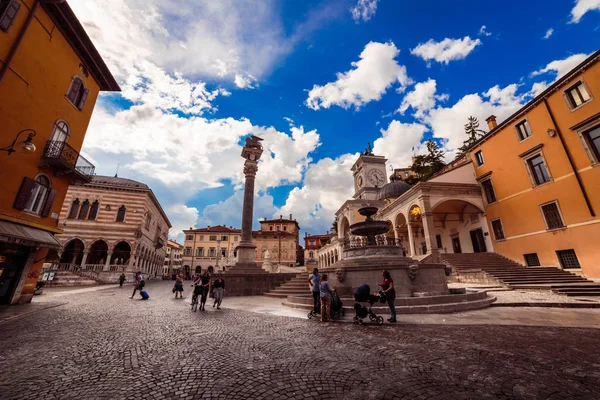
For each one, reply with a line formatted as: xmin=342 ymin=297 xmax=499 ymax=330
xmin=1 ymin=281 xmax=599 ymax=400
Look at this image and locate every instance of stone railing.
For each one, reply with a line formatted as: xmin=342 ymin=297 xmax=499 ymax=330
xmin=84 ymin=264 xmax=104 ymax=272
xmin=56 ymin=263 xmax=76 ymax=271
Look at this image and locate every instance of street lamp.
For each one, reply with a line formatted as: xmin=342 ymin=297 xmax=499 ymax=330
xmin=1 ymin=129 xmax=36 ymax=155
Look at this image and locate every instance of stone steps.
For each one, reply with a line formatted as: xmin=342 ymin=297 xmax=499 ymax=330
xmin=48 ymin=271 xmax=98 ymax=287
xmin=263 ymin=273 xmax=310 ymax=298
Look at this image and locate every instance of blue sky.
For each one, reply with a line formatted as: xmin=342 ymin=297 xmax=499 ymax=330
xmin=70 ymin=0 xmax=599 ymax=242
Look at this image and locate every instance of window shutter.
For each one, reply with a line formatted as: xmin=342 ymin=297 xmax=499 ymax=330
xmin=77 ymin=88 xmax=89 ymax=110
xmin=13 ymin=177 xmax=36 ymax=210
xmin=67 ymin=78 xmax=82 ymax=103
xmin=0 ymin=0 xmax=21 ymax=32
xmin=41 ymin=189 xmax=57 ymax=218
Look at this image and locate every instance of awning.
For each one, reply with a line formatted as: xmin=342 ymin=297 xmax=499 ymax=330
xmin=0 ymin=220 xmax=62 ymax=249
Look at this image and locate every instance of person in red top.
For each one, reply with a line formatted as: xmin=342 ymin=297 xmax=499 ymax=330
xmin=379 ymin=270 xmax=396 ymax=323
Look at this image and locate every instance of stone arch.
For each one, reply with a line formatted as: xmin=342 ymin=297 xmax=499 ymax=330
xmin=88 ymin=240 xmax=109 ymax=264
xmin=430 ymin=198 xmax=485 ymax=215
xmin=111 ymin=241 xmax=131 ymax=265
xmin=59 ymin=238 xmax=85 ymax=265
xmin=338 ymin=216 xmax=351 ymax=240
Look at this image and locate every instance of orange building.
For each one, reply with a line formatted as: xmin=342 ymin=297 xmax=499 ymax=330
xmin=469 ymin=50 xmax=600 ymax=278
xmin=0 ymin=1 xmax=119 ymax=304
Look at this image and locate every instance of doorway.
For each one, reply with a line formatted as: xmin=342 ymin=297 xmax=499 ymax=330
xmin=0 ymin=244 xmax=29 ymax=305
xmin=451 ymin=236 xmax=462 ymax=253
xmin=470 ymin=228 xmax=487 ymax=253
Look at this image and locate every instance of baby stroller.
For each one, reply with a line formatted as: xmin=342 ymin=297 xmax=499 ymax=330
xmin=307 ymin=290 xmax=345 ymax=320
xmin=353 ymin=284 xmax=385 ymax=325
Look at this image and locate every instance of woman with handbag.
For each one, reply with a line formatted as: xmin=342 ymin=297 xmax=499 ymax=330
xmin=212 ymin=274 xmax=225 ymax=309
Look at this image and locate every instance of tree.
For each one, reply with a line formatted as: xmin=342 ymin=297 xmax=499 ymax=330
xmin=408 ymin=139 xmax=446 ymax=183
xmin=459 ymin=116 xmax=486 ymax=153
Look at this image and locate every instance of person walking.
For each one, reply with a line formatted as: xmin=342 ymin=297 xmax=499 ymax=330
xmin=130 ymin=271 xmax=144 ymax=299
xmin=379 ymin=270 xmax=396 ymax=323
xmin=199 ymin=270 xmax=210 ymax=311
xmin=308 ymin=268 xmax=321 ymax=315
xmin=319 ymin=274 xmax=334 ymax=322
xmin=119 ymin=273 xmax=126 ymax=288
xmin=173 ymin=275 xmax=184 ymax=299
xmin=212 ymin=273 xmax=225 ymax=309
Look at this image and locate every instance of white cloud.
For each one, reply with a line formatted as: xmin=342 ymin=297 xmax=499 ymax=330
xmin=277 ymin=154 xmax=359 ymax=234
xmin=528 ymin=81 xmax=549 ymax=98
xmin=373 ymin=121 xmax=428 ymax=168
xmin=196 ymin=191 xmax=277 ymax=231
xmin=166 ymin=204 xmax=199 ymax=237
xmin=410 ymin=36 xmax=481 ymax=65
xmin=543 ymin=28 xmax=554 ymax=39
xmin=234 ymin=74 xmax=258 ymax=89
xmin=423 ymin=84 xmax=525 ymax=152
xmin=397 ymin=79 xmax=448 ymax=118
xmin=531 ymin=53 xmax=589 ymax=81
xmin=306 ymin=41 xmax=411 ymax=110
xmin=350 ymin=0 xmax=379 ymax=23
xmin=570 ymin=0 xmax=600 ymax=23
xmin=478 ymin=25 xmax=492 ymax=36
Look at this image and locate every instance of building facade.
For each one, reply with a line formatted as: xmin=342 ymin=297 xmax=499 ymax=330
xmin=182 ymin=216 xmax=301 ymax=275
xmin=304 ymin=233 xmax=333 ymax=269
xmin=53 ymin=176 xmax=171 ymax=282
xmin=468 ymin=50 xmax=600 ymax=278
xmin=0 ymin=1 xmax=118 ymax=304
xmin=163 ymin=240 xmax=182 ymax=277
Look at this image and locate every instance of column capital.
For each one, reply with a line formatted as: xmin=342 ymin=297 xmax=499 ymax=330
xmin=243 ymin=160 xmax=259 ymax=177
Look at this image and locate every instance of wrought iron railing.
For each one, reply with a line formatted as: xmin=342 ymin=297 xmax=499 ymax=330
xmin=43 ymin=140 xmax=95 ymax=178
xmin=343 ymin=237 xmax=403 ymax=249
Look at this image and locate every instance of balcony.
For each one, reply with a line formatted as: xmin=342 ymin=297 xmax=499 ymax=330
xmin=39 ymin=140 xmax=95 ymax=182
xmin=155 ymin=236 xmax=165 ymax=249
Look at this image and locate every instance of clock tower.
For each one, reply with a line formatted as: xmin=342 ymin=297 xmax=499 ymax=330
xmin=351 ymin=153 xmax=388 ymax=200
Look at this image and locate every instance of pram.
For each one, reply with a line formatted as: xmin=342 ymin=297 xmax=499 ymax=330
xmin=353 ymin=284 xmax=385 ymax=325
xmin=307 ymin=290 xmax=345 ymax=320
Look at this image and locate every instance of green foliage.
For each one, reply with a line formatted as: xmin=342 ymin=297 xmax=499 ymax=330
xmin=458 ymin=116 xmax=486 ymax=153
xmin=409 ymin=139 xmax=446 ymax=182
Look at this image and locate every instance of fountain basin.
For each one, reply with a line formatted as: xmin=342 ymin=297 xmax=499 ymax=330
xmin=349 ymin=220 xmax=390 ymax=237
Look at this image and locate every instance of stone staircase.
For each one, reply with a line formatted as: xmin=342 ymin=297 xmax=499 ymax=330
xmin=264 ymin=272 xmax=310 ymax=298
xmin=47 ymin=270 xmax=98 ymax=287
xmin=441 ymin=253 xmax=600 ymax=296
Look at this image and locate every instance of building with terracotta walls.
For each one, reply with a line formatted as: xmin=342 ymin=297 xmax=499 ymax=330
xmin=469 ymin=50 xmax=600 ymax=278
xmin=0 ymin=1 xmax=119 ymax=304
xmin=304 ymin=233 xmax=334 ymax=269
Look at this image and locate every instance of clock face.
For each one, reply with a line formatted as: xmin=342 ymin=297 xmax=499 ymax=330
xmin=357 ymin=176 xmax=363 ymax=187
xmin=367 ymin=169 xmax=385 ymax=186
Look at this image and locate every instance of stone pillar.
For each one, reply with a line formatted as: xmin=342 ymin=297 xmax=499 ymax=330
xmin=80 ymin=250 xmax=89 ymax=269
xmin=234 ymin=136 xmax=264 ymax=269
xmin=103 ymin=252 xmax=112 ymax=271
xmin=420 ymin=197 xmax=438 ymax=255
xmin=407 ymin=222 xmax=415 ymax=257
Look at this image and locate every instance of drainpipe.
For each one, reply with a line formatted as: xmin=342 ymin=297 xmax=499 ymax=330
xmin=543 ymin=99 xmax=595 ymax=217
xmin=0 ymin=0 xmax=42 ymax=84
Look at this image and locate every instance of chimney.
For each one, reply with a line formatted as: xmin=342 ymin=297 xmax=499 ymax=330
xmin=486 ymin=115 xmax=497 ymax=130
xmin=280 ymin=215 xmax=282 ymax=220
xmin=289 ymin=214 xmax=292 ymax=220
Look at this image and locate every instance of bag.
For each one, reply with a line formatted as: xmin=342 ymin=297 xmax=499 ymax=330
xmin=138 ymin=280 xmax=145 ymax=289
xmin=140 ymin=291 xmax=149 ymax=300
xmin=172 ymin=288 xmax=176 ymax=293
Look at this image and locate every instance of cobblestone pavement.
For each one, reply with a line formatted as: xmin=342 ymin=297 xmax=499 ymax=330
xmin=1 ymin=281 xmax=600 ymax=400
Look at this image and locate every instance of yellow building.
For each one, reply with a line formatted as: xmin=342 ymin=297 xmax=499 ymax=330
xmin=0 ymin=1 xmax=119 ymax=304
xmin=181 ymin=216 xmax=300 ymax=275
xmin=469 ymin=50 xmax=600 ymax=278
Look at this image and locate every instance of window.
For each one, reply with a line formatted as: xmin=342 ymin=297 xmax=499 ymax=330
xmin=196 ymin=248 xmax=203 ymax=257
xmin=50 ymin=120 xmax=70 ymax=143
xmin=435 ymin=234 xmax=442 ymax=249
xmin=145 ymin=216 xmax=151 ymax=229
xmin=491 ymin=219 xmax=505 ymax=240
xmin=309 ymin=240 xmax=316 ymax=246
xmin=565 ymin=81 xmax=591 ymax=109
xmin=209 ymin=236 xmax=217 ymax=241
xmin=209 ymin=248 xmax=216 ymax=257
xmin=14 ymin=175 xmax=55 ymax=217
xmin=309 ymin=251 xmax=314 ymax=258
xmin=88 ymin=200 xmax=99 ymax=220
xmin=481 ymin=179 xmax=497 ymax=204
xmin=474 ymin=150 xmax=485 ymax=166
xmin=0 ymin=0 xmax=20 ymax=32
xmin=184 ymin=247 xmax=192 ymax=256
xmin=78 ymin=200 xmax=90 ymax=219
xmin=234 ymin=236 xmax=238 ymax=242
xmin=66 ymin=76 xmax=89 ymax=110
xmin=221 ymin=249 xmax=227 ymax=257
xmin=199 ymin=235 xmax=204 ymax=241
xmin=283 ymin=226 xmax=287 ymax=231
xmin=116 ymin=205 xmax=126 ymax=222
xmin=276 ymin=226 xmax=281 ymax=231
xmin=221 ymin=236 xmax=227 ymax=241
xmin=515 ymin=119 xmax=532 ymax=141
xmin=186 ymin=235 xmax=193 ymax=241
xmin=527 ymin=154 xmax=551 ymax=185
xmin=540 ymin=202 xmax=565 ymax=230
xmin=524 ymin=253 xmax=541 ymax=267
xmin=557 ymin=249 xmax=581 ymax=269
xmin=67 ymin=198 xmax=80 ymax=219
xmin=582 ymin=125 xmax=600 ymax=163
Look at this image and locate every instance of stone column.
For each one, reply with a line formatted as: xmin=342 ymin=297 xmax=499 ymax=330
xmin=420 ymin=197 xmax=438 ymax=255
xmin=235 ymin=136 xmax=264 ymax=268
xmin=80 ymin=251 xmax=89 ymax=269
xmin=103 ymin=252 xmax=112 ymax=271
xmin=407 ymin=222 xmax=415 ymax=257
